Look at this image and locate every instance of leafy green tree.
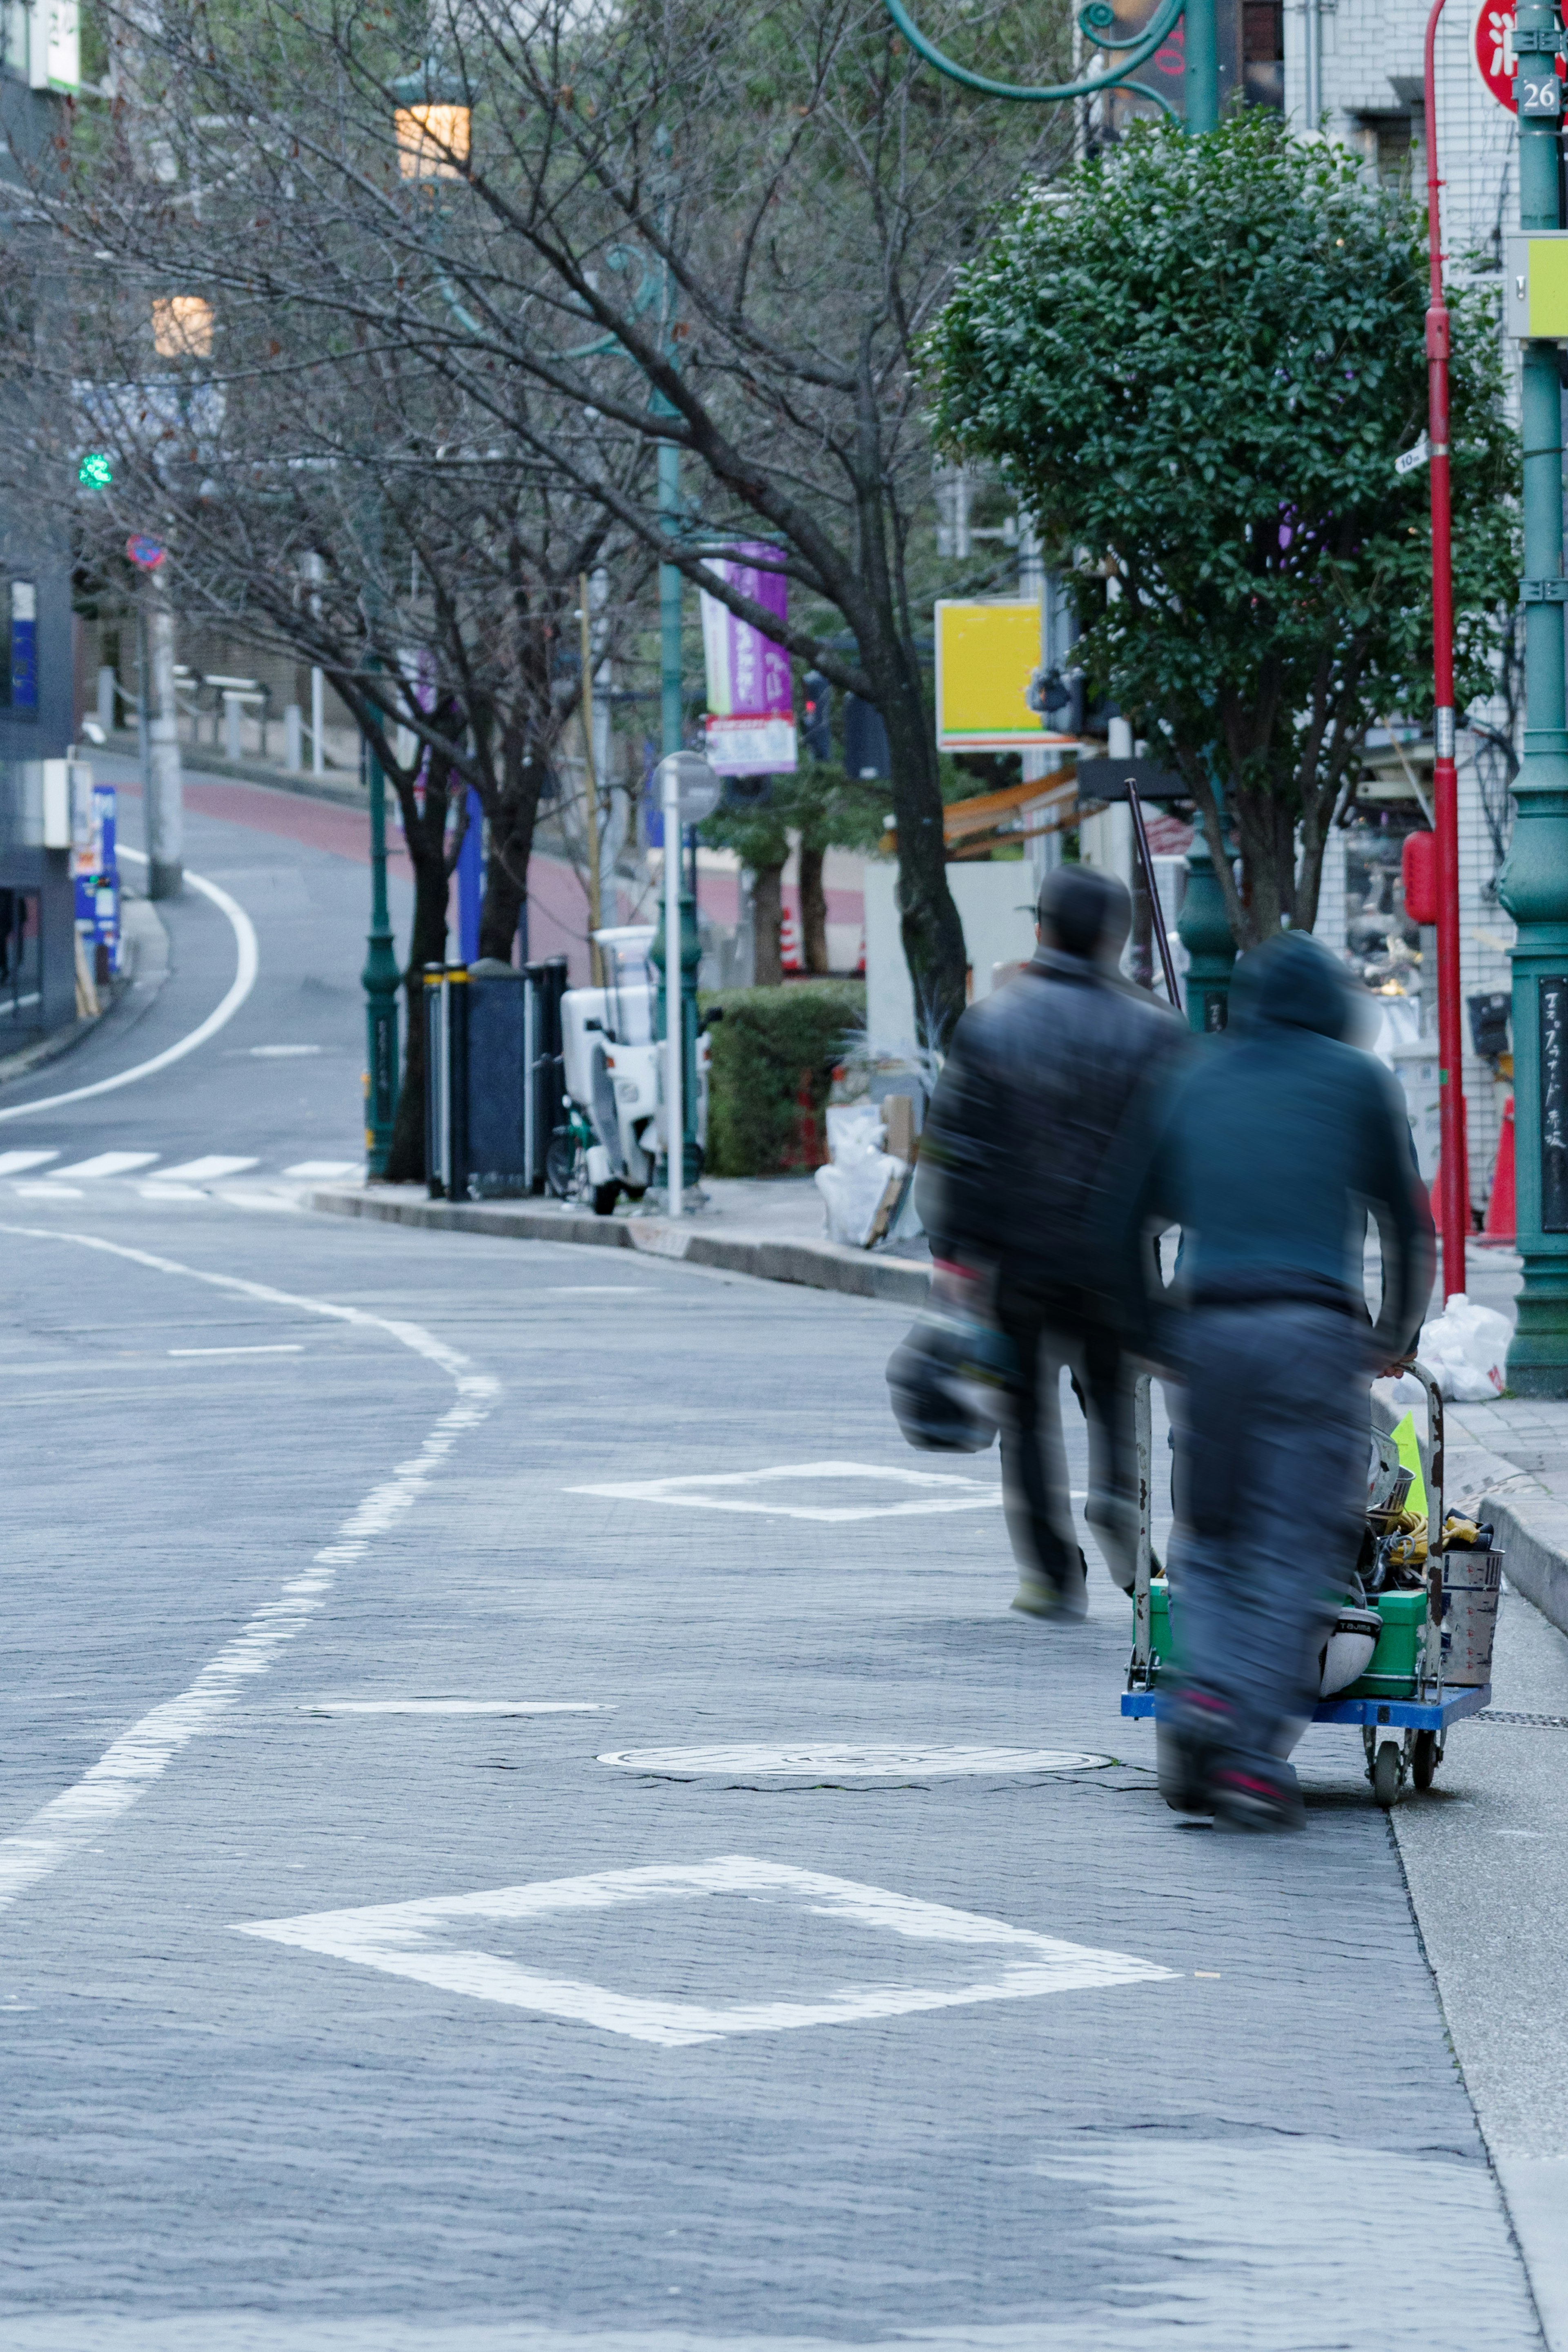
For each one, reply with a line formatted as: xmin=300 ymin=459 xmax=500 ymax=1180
xmin=924 ymin=111 xmax=1519 ymax=943
xmin=701 ymin=763 xmax=887 ymax=982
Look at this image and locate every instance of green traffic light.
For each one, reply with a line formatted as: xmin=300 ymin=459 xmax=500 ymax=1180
xmin=78 ymin=452 xmax=114 ymax=489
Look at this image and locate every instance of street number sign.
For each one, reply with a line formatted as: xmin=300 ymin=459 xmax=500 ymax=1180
xmin=1474 ymin=0 xmax=1566 ymax=113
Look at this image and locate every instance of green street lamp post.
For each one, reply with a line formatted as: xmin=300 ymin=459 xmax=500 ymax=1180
xmin=1497 ymin=0 xmax=1568 ymax=1390
xmin=889 ymin=0 xmax=1233 ymax=1030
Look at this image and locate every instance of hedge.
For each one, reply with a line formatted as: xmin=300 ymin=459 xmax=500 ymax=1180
xmin=702 ymin=980 xmax=867 ymax=1178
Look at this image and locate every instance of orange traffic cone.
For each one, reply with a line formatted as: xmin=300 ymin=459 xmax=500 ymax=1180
xmin=1481 ymin=1093 xmax=1516 ymax=1245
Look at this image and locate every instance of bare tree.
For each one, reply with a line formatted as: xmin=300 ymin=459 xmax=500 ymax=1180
xmin=28 ymin=265 xmax=652 ymax=1176
xmin=43 ymin=0 xmax=1073 ymax=1043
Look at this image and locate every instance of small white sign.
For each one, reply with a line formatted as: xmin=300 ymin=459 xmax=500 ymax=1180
xmin=235 ymin=1856 xmax=1172 ymax=2047
xmin=568 ymin=1457 xmax=1003 ymax=1523
xmin=1395 ymin=433 xmax=1431 ymax=476
xmin=599 ymin=1744 xmax=1114 ymax=1778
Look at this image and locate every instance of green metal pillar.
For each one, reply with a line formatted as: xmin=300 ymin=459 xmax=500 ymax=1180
xmin=1182 ymin=0 xmax=1220 ymax=132
xmin=1178 ymin=834 xmax=1236 ymax=1032
xmin=1499 ymin=0 xmax=1568 ymax=1392
xmin=361 ymin=731 xmax=401 ymax=1176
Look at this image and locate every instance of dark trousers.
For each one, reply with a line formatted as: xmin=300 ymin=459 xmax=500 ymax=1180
xmin=1168 ymin=1302 xmax=1370 ymax=1770
xmin=997 ymin=1287 xmax=1136 ymax=1593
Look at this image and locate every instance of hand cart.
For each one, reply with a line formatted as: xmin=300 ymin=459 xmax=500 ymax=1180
xmin=1119 ymin=1360 xmax=1497 ymax=1807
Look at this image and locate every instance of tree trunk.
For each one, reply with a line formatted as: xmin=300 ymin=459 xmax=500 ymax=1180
xmin=799 ymin=836 xmax=829 ymax=974
xmin=871 ymin=648 xmax=967 ymax=1045
xmin=479 ymin=749 xmax=550 ymax=963
xmin=385 ymin=775 xmax=456 ymax=1185
xmin=752 ymin=859 xmax=785 ymax=988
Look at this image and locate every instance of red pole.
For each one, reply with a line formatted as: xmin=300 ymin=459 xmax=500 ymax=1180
xmin=1425 ymin=0 xmax=1467 ymax=1299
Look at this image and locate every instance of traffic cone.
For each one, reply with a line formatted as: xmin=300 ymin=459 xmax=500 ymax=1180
xmin=1481 ymin=1093 xmax=1516 ymax=1245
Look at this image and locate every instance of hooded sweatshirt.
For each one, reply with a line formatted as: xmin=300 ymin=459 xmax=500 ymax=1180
xmin=1111 ymin=932 xmax=1435 ymax=1362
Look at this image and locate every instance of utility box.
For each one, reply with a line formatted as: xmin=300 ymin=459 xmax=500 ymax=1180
xmin=424 ymin=955 xmax=569 ymax=1200
xmin=1505 ymin=232 xmax=1568 ymax=339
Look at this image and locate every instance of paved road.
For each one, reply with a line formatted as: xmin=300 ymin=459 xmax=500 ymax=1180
xmin=0 ymin=772 xmax=1554 ymax=2349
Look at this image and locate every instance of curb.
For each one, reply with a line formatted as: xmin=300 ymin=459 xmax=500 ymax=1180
xmin=307 ymin=1185 xmax=932 ymax=1306
xmin=1487 ymin=1491 xmax=1568 ymax=1643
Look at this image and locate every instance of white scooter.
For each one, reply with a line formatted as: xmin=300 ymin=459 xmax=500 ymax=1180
xmin=557 ymin=925 xmax=710 ymax=1216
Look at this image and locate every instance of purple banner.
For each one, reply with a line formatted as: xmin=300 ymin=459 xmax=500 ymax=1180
xmin=699 ymin=543 xmax=797 ymax=775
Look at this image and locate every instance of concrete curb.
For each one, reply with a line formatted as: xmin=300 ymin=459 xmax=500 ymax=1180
xmin=1486 ymin=1491 xmax=1568 ymax=1643
xmin=307 ymin=1184 xmax=932 ymax=1306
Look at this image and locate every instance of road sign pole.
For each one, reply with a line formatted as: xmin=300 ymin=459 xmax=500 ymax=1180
xmin=662 ymin=758 xmax=684 ymax=1219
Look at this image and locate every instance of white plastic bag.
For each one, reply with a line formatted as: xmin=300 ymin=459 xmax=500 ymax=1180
xmin=816 ymin=1103 xmax=907 ymax=1248
xmin=1416 ymin=1293 xmax=1510 ymax=1402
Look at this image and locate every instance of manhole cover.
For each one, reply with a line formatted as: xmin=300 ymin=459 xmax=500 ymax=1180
xmin=597 ymin=1744 xmax=1114 ymax=1778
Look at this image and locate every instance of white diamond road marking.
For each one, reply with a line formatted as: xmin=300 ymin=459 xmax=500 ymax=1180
xmin=0 ymin=1150 xmax=58 ymax=1175
xmin=599 ymin=1745 xmax=1114 ymax=1778
xmin=303 ymin=1699 xmax=609 ymax=1716
xmin=159 ymin=1155 xmax=260 ymax=1182
xmin=235 ymin=1856 xmax=1173 ymax=2047
xmin=52 ymin=1151 xmax=160 ymax=1179
xmin=568 ymin=1459 xmax=1004 ymax=1523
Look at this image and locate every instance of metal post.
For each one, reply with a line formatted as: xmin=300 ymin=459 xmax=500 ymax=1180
xmin=1178 ymin=832 xmax=1236 ymax=1031
xmin=662 ymin=757 xmax=684 ymax=1219
xmin=144 ymin=570 xmax=183 ymax=899
xmin=1183 ymin=0 xmax=1220 ymax=131
xmin=311 ymin=667 xmax=325 ymax=776
xmin=1499 ymin=0 xmax=1568 ymax=1391
xmin=361 ymin=730 xmax=401 ymax=1176
xmin=657 ymin=425 xmax=700 ymax=1186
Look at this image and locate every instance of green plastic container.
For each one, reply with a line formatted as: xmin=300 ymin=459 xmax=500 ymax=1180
xmin=1343 ymin=1588 xmax=1426 ymax=1700
xmin=1143 ymin=1580 xmax=1425 ymax=1699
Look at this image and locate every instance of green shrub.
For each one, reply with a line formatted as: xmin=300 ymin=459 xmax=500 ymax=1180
xmin=702 ymin=980 xmax=866 ymax=1178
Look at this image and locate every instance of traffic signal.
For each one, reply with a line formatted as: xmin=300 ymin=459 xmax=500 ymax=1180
xmin=844 ymin=693 xmax=889 ymax=780
xmin=802 ymin=669 xmax=831 ymax=761
xmin=78 ymin=452 xmax=114 ymax=490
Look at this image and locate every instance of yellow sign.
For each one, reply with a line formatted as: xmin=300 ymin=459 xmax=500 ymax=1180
xmin=935 ymin=600 xmax=1069 ymax=752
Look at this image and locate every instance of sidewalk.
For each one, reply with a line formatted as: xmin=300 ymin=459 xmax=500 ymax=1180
xmin=311 ymin=1172 xmax=934 ymax=1305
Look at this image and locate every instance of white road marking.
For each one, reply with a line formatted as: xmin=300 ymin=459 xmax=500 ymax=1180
xmin=159 ymin=1155 xmax=260 ymax=1181
xmin=235 ymin=1855 xmax=1173 ymax=2047
xmin=211 ymin=1187 xmax=301 ymax=1213
xmin=284 ymin=1160 xmax=361 ymax=1179
xmin=139 ymin=1184 xmax=205 ymax=1201
xmin=599 ymin=1745 xmax=1114 ymax=1778
xmin=569 ymin=1458 xmax=1003 ymax=1523
xmin=250 ymin=1045 xmax=323 ymax=1057
xmin=168 ymin=1343 xmax=305 ymax=1357
xmin=303 ymin=1699 xmax=609 ymax=1716
xmin=0 ymin=851 xmax=258 ymax=1124
xmin=0 ymin=1149 xmax=58 ymax=1174
xmin=0 ymin=1227 xmax=499 ymax=1915
xmin=13 ymin=1183 xmax=82 ymax=1198
xmin=52 ymin=1151 xmax=160 ymax=1178
xmin=546 ymin=1286 xmax=662 ymax=1296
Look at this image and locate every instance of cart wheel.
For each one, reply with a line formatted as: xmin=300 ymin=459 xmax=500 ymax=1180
xmin=1372 ymin=1740 xmax=1402 ymax=1809
xmin=1412 ymin=1730 xmax=1439 ymax=1792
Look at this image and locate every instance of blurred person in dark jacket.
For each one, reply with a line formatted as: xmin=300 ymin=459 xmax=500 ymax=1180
xmin=1109 ymin=931 xmax=1435 ymax=1830
xmin=916 ymin=865 xmax=1184 ymax=1619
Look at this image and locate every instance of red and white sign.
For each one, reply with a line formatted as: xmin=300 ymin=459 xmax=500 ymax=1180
xmin=1474 ymin=0 xmax=1565 ymax=111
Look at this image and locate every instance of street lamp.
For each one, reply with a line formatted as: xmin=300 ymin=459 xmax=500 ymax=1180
xmin=889 ymin=0 xmax=1234 ymax=1030
xmin=390 ymin=61 xmax=472 ymax=181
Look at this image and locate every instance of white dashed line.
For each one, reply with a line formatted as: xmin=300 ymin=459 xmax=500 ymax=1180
xmin=0 ymin=1228 xmax=499 ymax=1916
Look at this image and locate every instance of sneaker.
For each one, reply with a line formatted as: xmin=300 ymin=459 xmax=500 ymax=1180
xmin=1209 ymin=1761 xmax=1305 ymax=1833
xmin=1155 ymin=1687 xmax=1234 ymax=1814
xmin=1010 ymin=1547 xmax=1089 ymax=1622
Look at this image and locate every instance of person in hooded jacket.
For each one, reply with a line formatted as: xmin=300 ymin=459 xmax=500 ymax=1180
xmin=1108 ymin=930 xmax=1436 ymax=1830
xmin=915 ymin=864 xmax=1185 ymax=1618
